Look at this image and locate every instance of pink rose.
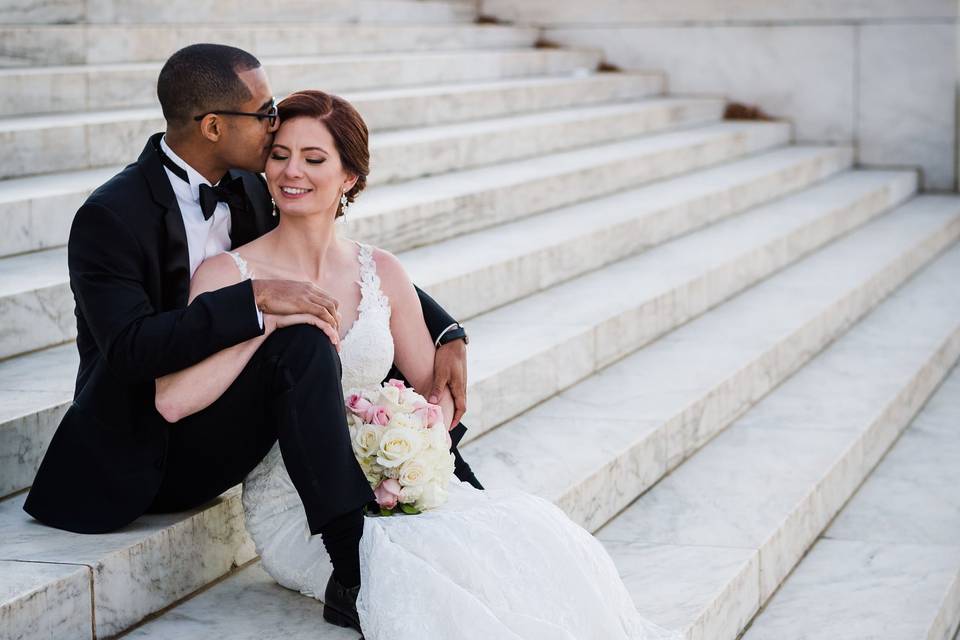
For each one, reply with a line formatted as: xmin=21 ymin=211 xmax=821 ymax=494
xmin=414 ymin=402 xmax=445 ymax=428
xmin=365 ymin=405 xmax=392 ymax=426
xmin=385 ymin=379 xmax=407 ymax=391
xmin=346 ymin=393 xmax=373 ymax=417
xmin=373 ymin=478 xmax=402 ymax=509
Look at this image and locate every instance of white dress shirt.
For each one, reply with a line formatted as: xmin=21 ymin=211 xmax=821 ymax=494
xmin=160 ymin=136 xmax=262 ymax=327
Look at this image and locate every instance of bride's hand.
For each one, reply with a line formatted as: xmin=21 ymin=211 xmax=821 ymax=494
xmin=264 ymin=313 xmax=341 ymax=352
xmin=253 ymin=279 xmax=342 ymax=333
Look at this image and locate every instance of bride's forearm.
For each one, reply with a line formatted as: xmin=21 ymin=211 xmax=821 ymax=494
xmin=155 ymin=333 xmax=267 ymax=423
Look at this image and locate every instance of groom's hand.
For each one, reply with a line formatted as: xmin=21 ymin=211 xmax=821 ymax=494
xmin=253 ymin=279 xmax=342 ymax=332
xmin=430 ymin=340 xmax=467 ymax=425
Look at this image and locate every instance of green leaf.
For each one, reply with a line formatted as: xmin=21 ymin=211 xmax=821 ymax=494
xmin=400 ymin=504 xmax=421 ymax=515
xmin=379 ymin=508 xmax=394 ymax=517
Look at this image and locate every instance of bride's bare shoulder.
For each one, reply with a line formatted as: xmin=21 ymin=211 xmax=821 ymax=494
xmin=189 ymin=252 xmax=245 ymax=302
xmin=365 ymin=245 xmax=419 ymax=310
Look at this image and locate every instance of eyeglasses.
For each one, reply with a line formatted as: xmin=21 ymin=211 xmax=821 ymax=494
xmin=194 ymin=98 xmax=278 ymax=129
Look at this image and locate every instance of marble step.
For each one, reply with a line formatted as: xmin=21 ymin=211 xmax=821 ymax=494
xmin=0 ymin=48 xmax=609 ymax=117
xmin=351 ymin=120 xmax=792 ymax=253
xmin=100 ymin=197 xmax=960 ymax=640
xmin=0 ymin=95 xmax=720 ymax=181
xmin=0 ymin=23 xmax=539 ymax=66
xmin=0 ymin=145 xmax=859 ymax=498
xmin=406 ymin=145 xmax=855 ymax=320
xmin=1 ymin=0 xmax=475 ymax=25
xmin=0 ymin=120 xmax=794 ymax=366
xmin=593 ymin=227 xmax=960 ymax=640
xmin=742 ymin=367 xmax=960 ymax=640
xmin=0 ymin=71 xmax=663 ymax=258
xmin=0 ymin=180 xmax=937 ymax=640
xmin=0 ymin=119 xmax=787 ymax=263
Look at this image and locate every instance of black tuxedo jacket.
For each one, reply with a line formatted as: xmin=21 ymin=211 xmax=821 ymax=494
xmin=24 ymin=133 xmax=464 ymax=533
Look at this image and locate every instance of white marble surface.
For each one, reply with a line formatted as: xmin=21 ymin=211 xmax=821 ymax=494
xmin=596 ymin=540 xmax=759 ymax=640
xmin=0 ymin=23 xmax=538 ymax=65
xmin=459 ymin=167 xmax=916 ymax=439
xmin=352 ymin=72 xmax=663 ymax=132
xmin=123 ymin=562 xmax=357 ymax=639
xmin=352 ymin=121 xmax=791 ymax=253
xmin=0 ymin=489 xmax=256 ymax=637
xmin=1 ymin=90 xmax=695 ymax=180
xmin=858 ymin=23 xmax=957 ymax=190
xmin=744 ymin=366 xmax=960 ymax=639
xmin=0 ymin=48 xmax=606 ymax=117
xmin=593 ymin=240 xmax=960 ymax=639
xmin=405 ymin=145 xmax=853 ymax=319
xmin=826 ymin=368 xmax=960 ymax=546
xmin=0 ymin=559 xmax=91 ymax=640
xmin=743 ymin=540 xmax=960 ymax=639
xmin=482 ymin=0 xmax=958 ymax=24
xmin=83 ymin=0 xmax=473 ymax=25
xmin=545 ymin=25 xmax=855 ymax=143
xmin=367 ymin=97 xmax=723 ymax=186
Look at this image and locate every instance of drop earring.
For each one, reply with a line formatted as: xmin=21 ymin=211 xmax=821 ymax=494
xmin=339 ymin=192 xmax=350 ymax=217
xmin=271 ymin=198 xmax=278 ymax=217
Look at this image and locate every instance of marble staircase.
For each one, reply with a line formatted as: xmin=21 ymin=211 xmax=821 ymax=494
xmin=742 ymin=358 xmax=960 ymax=639
xmin=1 ymin=1 xmax=959 ymax=639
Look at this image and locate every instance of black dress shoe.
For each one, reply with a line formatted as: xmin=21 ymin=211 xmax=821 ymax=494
xmin=323 ymin=573 xmax=363 ymax=633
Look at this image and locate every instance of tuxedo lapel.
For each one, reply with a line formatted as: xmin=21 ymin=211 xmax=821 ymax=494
xmin=139 ymin=133 xmax=191 ymax=310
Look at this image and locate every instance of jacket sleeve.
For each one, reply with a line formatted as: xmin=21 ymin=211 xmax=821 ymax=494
xmin=414 ymin=285 xmax=457 ymax=344
xmin=68 ymin=202 xmax=264 ymax=381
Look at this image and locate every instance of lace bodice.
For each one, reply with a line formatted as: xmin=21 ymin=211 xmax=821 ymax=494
xmin=226 ymin=240 xmax=394 ymax=391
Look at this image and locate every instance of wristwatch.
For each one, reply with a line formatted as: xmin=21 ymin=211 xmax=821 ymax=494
xmin=435 ymin=322 xmax=469 ymax=347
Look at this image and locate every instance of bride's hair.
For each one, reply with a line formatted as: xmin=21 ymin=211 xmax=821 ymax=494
xmin=276 ymin=90 xmax=369 ymax=218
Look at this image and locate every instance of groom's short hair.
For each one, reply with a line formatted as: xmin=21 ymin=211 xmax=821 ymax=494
xmin=157 ymin=43 xmax=262 ymax=126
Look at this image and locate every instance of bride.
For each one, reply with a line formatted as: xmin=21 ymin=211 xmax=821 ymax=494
xmin=156 ymin=90 xmax=678 ymax=640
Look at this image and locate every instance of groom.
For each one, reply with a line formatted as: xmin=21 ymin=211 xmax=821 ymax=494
xmin=24 ymin=43 xmax=481 ymax=629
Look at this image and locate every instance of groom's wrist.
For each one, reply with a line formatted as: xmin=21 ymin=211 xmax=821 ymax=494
xmin=435 ymin=322 xmax=468 ymax=347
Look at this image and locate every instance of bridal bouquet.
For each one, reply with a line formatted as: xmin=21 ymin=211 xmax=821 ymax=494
xmin=345 ymin=379 xmax=456 ymax=516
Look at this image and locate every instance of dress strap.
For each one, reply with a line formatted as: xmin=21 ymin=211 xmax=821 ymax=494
xmin=226 ymin=250 xmax=253 ymax=281
xmin=354 ymin=241 xmax=390 ymax=314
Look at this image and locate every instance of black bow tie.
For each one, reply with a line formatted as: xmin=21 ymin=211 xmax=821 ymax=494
xmin=156 ymin=142 xmax=246 ymax=220
xmin=199 ymin=177 xmax=247 ymax=220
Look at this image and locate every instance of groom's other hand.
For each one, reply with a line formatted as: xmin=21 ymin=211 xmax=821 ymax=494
xmin=430 ymin=339 xmax=467 ymax=425
xmin=253 ymin=278 xmax=342 ymax=334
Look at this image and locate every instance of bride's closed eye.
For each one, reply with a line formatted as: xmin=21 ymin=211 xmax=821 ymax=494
xmin=269 ymin=152 xmax=324 ymax=164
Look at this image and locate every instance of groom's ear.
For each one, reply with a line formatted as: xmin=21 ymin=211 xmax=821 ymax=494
xmin=197 ymin=115 xmax=223 ymax=143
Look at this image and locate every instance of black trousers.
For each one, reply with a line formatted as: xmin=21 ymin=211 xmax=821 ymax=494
xmin=147 ymin=325 xmax=481 ymax=532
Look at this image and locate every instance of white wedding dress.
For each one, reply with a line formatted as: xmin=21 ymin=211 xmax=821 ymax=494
xmin=240 ymin=241 xmax=679 ymax=640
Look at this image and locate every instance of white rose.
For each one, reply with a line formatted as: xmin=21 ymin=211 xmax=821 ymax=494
xmin=401 ymin=386 xmax=424 ymax=407
xmin=416 ymin=479 xmax=449 ymax=510
xmin=358 ymin=456 xmax=383 ymax=486
xmin=378 ymin=385 xmax=402 ymax=411
xmin=352 ymin=422 xmax=381 ymax=459
xmin=387 ymin=412 xmax=415 ymax=430
xmin=376 ymin=426 xmax=423 ymax=468
xmin=421 ymin=447 xmax=455 ymax=479
xmin=424 ymin=423 xmax=450 ymax=450
xmin=398 ymin=455 xmax=430 ymax=487
xmin=399 ymin=484 xmax=423 ymax=502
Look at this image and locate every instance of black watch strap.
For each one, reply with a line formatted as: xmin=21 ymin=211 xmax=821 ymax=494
xmin=437 ymin=323 xmax=469 ymax=346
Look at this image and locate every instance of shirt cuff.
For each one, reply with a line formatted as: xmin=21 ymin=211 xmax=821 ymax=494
xmin=254 ymin=300 xmax=263 ymax=329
